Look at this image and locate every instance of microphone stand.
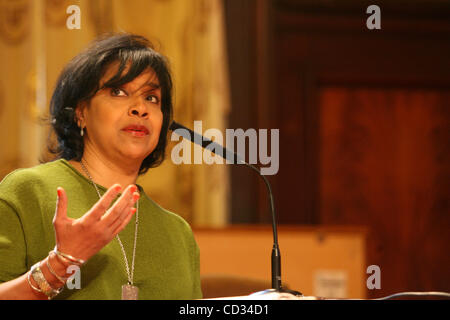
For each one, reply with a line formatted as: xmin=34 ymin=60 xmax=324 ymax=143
xmin=170 ymin=121 xmax=302 ymax=297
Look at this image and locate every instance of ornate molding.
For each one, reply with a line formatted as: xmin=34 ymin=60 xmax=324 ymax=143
xmin=0 ymin=0 xmax=31 ymax=45
xmin=45 ymin=0 xmax=69 ymax=27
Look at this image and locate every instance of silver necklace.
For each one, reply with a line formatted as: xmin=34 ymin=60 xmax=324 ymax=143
xmin=80 ymin=160 xmax=139 ymax=300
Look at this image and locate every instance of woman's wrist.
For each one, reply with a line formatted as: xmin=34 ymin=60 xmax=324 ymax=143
xmin=26 ymin=252 xmax=80 ymax=299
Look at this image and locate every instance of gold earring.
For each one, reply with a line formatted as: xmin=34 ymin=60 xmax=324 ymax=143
xmin=81 ymin=127 xmax=84 ymax=137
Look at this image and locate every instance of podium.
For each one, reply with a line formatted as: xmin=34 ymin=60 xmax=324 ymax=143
xmin=194 ymin=225 xmax=367 ymax=299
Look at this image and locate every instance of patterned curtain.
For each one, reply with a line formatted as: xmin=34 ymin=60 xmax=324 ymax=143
xmin=0 ymin=0 xmax=230 ymax=226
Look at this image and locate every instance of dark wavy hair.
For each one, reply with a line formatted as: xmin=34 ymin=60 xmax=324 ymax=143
xmin=48 ymin=33 xmax=173 ymax=175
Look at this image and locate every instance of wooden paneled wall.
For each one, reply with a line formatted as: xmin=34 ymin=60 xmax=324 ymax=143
xmin=225 ymin=0 xmax=450 ymax=298
xmin=318 ymin=88 xmax=450 ymax=295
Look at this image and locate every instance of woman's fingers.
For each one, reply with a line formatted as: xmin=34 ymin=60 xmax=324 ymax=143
xmin=84 ymin=184 xmax=123 ymax=222
xmin=111 ymin=207 xmax=137 ymax=236
xmin=100 ymin=185 xmax=138 ymax=226
xmin=105 ymin=191 xmax=139 ymax=229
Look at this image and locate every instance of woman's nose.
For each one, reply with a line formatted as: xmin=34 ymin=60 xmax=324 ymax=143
xmin=129 ymin=102 xmax=149 ymax=118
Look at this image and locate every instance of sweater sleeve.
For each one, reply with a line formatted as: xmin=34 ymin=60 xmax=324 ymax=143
xmin=191 ymin=238 xmax=203 ymax=299
xmin=0 ymin=199 xmax=27 ymax=283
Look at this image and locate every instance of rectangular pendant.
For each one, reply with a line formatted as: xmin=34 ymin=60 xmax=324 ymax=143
xmin=121 ymin=284 xmax=139 ymax=300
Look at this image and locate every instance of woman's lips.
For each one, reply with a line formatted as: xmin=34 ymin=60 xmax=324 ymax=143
xmin=121 ymin=125 xmax=150 ymax=137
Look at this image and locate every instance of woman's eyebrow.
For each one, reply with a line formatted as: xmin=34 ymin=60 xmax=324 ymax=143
xmin=101 ymin=81 xmax=161 ymax=93
xmin=145 ymin=82 xmax=161 ymax=90
xmin=132 ymin=82 xmax=161 ymax=92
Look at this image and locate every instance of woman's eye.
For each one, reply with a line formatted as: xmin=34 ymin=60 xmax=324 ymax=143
xmin=111 ymin=88 xmax=126 ymax=96
xmin=146 ymin=95 xmax=160 ymax=103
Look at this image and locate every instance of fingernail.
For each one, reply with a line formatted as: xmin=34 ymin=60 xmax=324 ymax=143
xmin=133 ymin=193 xmax=140 ymax=202
xmin=131 ymin=208 xmax=137 ymax=215
xmin=115 ymin=185 xmax=122 ymax=192
xmin=57 ymin=188 xmax=62 ymax=198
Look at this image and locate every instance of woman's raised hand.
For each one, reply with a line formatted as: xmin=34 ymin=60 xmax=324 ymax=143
xmin=52 ymin=184 xmax=139 ymax=262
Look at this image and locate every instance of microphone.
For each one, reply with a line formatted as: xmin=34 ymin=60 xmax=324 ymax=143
xmin=169 ymin=121 xmax=301 ymax=296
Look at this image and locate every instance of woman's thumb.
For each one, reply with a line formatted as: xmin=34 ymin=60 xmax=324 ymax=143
xmin=53 ymin=187 xmax=68 ymax=225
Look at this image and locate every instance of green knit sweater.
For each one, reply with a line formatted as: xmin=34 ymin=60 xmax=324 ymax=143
xmin=0 ymin=159 xmax=202 ymax=300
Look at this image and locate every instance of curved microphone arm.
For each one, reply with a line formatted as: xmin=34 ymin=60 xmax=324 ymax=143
xmin=169 ymin=121 xmax=289 ymax=292
xmin=240 ymin=161 xmax=281 ymax=291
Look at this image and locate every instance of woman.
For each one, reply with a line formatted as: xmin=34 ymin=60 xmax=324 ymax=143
xmin=0 ymin=33 xmax=202 ymax=299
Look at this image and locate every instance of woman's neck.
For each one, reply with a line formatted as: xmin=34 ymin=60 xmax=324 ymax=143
xmin=69 ymin=151 xmax=141 ymax=190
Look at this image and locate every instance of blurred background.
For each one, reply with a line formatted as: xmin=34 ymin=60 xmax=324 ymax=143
xmin=0 ymin=0 xmax=448 ymax=299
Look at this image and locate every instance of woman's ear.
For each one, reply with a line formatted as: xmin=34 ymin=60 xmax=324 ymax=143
xmin=75 ymin=101 xmax=87 ymax=127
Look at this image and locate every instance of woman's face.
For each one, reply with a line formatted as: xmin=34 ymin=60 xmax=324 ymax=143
xmin=77 ymin=62 xmax=164 ymax=165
